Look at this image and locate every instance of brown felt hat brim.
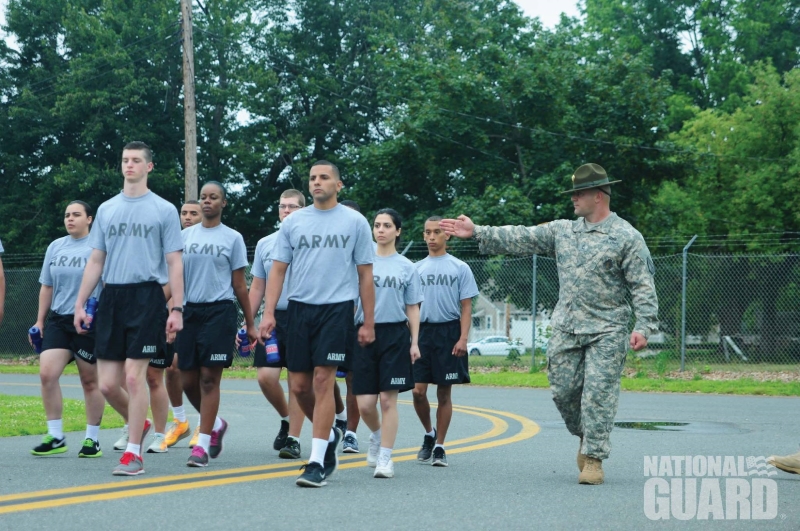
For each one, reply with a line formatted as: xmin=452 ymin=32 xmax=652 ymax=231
xmin=561 ymin=179 xmax=622 ymax=194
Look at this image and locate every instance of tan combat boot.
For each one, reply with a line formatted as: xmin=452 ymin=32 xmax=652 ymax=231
xmin=579 ymin=457 xmax=604 ymax=485
xmin=577 ymin=437 xmax=586 ymax=472
xmin=767 ymin=451 xmax=800 ymax=474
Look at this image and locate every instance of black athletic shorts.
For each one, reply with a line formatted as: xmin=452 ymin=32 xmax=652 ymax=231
xmin=148 ymin=341 xmax=174 ymax=369
xmin=353 ymin=322 xmax=414 ymax=395
xmin=176 ymin=301 xmax=237 ymax=370
xmin=95 ymin=281 xmax=168 ymax=362
xmin=286 ymin=300 xmax=355 ymax=373
xmin=41 ymin=312 xmax=96 ymax=364
xmin=413 ymin=320 xmax=470 ymax=385
xmin=337 ymin=314 xmax=357 ymax=375
xmin=253 ymin=309 xmax=289 ymax=368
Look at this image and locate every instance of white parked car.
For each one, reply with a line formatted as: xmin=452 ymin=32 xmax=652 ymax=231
xmin=467 ymin=336 xmax=521 ymax=356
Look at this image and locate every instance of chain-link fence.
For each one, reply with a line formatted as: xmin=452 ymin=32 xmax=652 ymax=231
xmin=1 ymin=252 xmax=799 ymax=372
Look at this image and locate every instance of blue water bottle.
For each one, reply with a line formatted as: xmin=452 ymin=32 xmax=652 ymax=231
xmin=336 ymin=367 xmax=347 ymax=378
xmin=29 ymin=327 xmax=43 ymax=354
xmin=82 ymin=297 xmax=98 ymax=331
xmin=237 ymin=328 xmax=251 ymax=357
xmin=265 ymin=332 xmax=280 ymax=364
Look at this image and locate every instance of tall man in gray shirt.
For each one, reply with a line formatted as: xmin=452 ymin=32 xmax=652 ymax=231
xmin=74 ymin=141 xmax=184 ymax=476
xmin=261 ymin=160 xmax=376 ymax=488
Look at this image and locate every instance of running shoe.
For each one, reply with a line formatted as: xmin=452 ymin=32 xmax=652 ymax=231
xmin=78 ymin=438 xmax=102 ymax=458
xmin=334 ymin=418 xmax=347 ymax=436
xmin=417 ymin=429 xmax=436 ymax=462
xmin=296 ymin=462 xmax=327 ymax=488
xmin=146 ymin=433 xmax=168 ymax=453
xmin=31 ymin=435 xmax=67 ymax=456
xmin=279 ymin=438 xmax=301 ymax=459
xmin=367 ymin=433 xmax=380 ymax=467
xmin=374 ymin=456 xmax=394 ymax=478
xmin=112 ymin=452 xmax=144 ymax=476
xmin=323 ymin=427 xmax=342 ymax=478
xmin=209 ymin=418 xmax=228 ymax=459
xmin=113 ymin=425 xmax=129 ymax=451
xmin=431 ymin=446 xmax=448 ymax=467
xmin=273 ymin=420 xmax=289 ymax=451
xmin=165 ymin=420 xmax=191 ymax=447
xmin=189 ymin=425 xmax=200 ymax=448
xmin=342 ymin=432 xmax=359 ymax=453
xmin=187 ymin=446 xmax=209 ymax=467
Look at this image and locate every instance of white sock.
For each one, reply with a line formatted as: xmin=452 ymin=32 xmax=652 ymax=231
xmin=213 ymin=417 xmax=223 ymax=431
xmin=379 ymin=447 xmax=392 ymax=461
xmin=335 ymin=408 xmax=347 ymax=421
xmin=327 ymin=428 xmax=336 ymax=443
xmin=198 ymin=433 xmax=211 ymax=452
xmin=345 ymin=430 xmax=357 ymax=439
xmin=434 ymin=443 xmax=444 ymax=450
xmin=47 ymin=419 xmax=64 ymax=440
xmin=310 ymin=438 xmax=327 ymax=465
xmin=85 ymin=425 xmax=100 ymax=442
xmin=126 ymin=443 xmax=141 ymax=456
xmin=172 ymin=405 xmax=186 ymax=423
xmin=281 ymin=415 xmax=289 ymax=422
xmin=370 ymin=429 xmax=381 ymax=442
xmin=425 ymin=429 xmax=435 ymax=438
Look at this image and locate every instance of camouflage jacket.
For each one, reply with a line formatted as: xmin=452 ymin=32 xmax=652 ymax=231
xmin=474 ymin=213 xmax=659 ymax=337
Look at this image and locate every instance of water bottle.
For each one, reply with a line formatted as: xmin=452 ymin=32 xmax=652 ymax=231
xmin=237 ymin=328 xmax=251 ymax=357
xmin=336 ymin=367 xmax=347 ymax=378
xmin=29 ymin=327 xmax=43 ymax=354
xmin=82 ymin=297 xmax=98 ymax=331
xmin=265 ymin=332 xmax=280 ymax=364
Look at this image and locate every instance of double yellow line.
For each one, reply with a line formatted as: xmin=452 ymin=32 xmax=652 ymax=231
xmin=0 ymin=389 xmax=539 ymax=514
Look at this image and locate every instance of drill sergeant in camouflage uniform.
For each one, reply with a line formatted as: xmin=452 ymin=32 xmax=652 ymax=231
xmin=440 ymin=163 xmax=658 ymax=485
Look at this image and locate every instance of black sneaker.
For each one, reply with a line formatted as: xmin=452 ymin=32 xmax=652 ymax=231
xmin=78 ymin=438 xmax=103 ymax=458
xmin=417 ymin=429 xmax=436 ymax=462
xmin=296 ymin=462 xmax=327 ymax=488
xmin=323 ymin=427 xmax=342 ymax=478
xmin=273 ymin=420 xmax=290 ymax=451
xmin=432 ymin=446 xmax=448 ymax=467
xmin=334 ymin=419 xmax=347 ymax=436
xmin=31 ymin=435 xmax=67 ymax=456
xmin=279 ymin=437 xmax=301 ymax=459
xmin=342 ymin=433 xmax=359 ymax=453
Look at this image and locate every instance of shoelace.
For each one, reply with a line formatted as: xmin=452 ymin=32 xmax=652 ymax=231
xmin=210 ymin=432 xmax=219 ymax=446
xmin=190 ymin=446 xmax=206 ymax=457
xmin=82 ymin=438 xmax=95 ymax=447
xmin=120 ymin=452 xmax=137 ymax=465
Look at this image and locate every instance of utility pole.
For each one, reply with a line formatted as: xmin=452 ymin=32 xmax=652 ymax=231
xmin=181 ymin=0 xmax=198 ymax=201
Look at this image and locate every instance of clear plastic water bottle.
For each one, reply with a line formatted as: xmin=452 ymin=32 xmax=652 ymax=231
xmin=265 ymin=332 xmax=280 ymax=364
xmin=237 ymin=328 xmax=251 ymax=357
xmin=82 ymin=297 xmax=98 ymax=331
xmin=29 ymin=327 xmax=43 ymax=354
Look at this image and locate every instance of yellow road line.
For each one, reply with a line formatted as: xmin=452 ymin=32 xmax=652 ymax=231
xmin=0 ymin=405 xmax=538 ymax=514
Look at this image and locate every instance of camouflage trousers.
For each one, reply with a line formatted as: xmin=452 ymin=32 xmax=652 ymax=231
xmin=546 ymin=329 xmax=628 ymax=461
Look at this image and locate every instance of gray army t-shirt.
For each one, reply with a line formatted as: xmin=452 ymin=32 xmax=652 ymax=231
xmin=356 ymin=252 xmax=424 ymax=324
xmin=89 ymin=191 xmax=183 ymax=284
xmin=40 ymin=235 xmax=102 ymax=315
xmin=182 ymin=223 xmax=248 ymax=303
xmin=416 ymin=253 xmax=479 ymax=323
xmin=252 ymin=232 xmax=291 ymax=311
xmin=273 ymin=203 xmax=373 ymax=305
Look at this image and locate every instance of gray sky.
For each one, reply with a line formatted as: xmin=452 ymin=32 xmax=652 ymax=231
xmin=514 ymin=0 xmax=582 ymax=27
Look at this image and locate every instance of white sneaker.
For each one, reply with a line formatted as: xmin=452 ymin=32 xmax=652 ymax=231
xmin=367 ymin=435 xmax=380 ymax=468
xmin=374 ymin=457 xmax=394 ymax=478
xmin=146 ymin=433 xmax=168 ymax=453
xmin=113 ymin=425 xmax=129 ymax=451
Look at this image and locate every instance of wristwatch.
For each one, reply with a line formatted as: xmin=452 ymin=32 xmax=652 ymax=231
xmin=171 ymin=306 xmax=184 ymax=313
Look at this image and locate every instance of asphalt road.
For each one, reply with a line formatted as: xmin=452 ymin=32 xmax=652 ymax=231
xmin=0 ymin=374 xmax=798 ymax=530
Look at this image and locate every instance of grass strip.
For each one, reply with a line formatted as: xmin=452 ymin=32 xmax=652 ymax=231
xmin=0 ymin=394 xmax=125 ymax=438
